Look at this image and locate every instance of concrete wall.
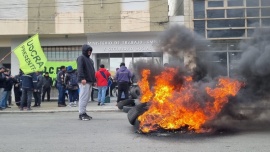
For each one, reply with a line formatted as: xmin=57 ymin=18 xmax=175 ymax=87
xmin=183 ymin=0 xmax=193 ymax=29
xmin=84 ymin=0 xmax=121 ymax=33
xmin=168 ymin=0 xmax=184 ymax=16
xmin=28 ymin=0 xmax=56 ymax=34
xmin=0 ymin=0 xmax=169 ymax=35
xmin=149 ymin=0 xmax=168 ymax=31
xmin=55 ymin=0 xmax=84 ymax=34
xmin=0 ymin=0 xmax=28 ymax=34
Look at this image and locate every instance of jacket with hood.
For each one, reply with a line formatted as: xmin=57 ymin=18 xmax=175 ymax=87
xmin=116 ymin=66 xmax=132 ymax=83
xmin=77 ymin=44 xmax=96 ymax=83
xmin=95 ymin=68 xmax=111 ymax=87
xmin=64 ymin=66 xmax=79 ymax=90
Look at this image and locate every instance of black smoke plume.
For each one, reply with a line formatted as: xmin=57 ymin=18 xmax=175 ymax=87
xmin=132 ymin=25 xmax=270 ymax=131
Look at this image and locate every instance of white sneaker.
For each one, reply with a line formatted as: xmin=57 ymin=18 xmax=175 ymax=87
xmin=68 ymin=103 xmax=74 ymax=107
xmin=72 ymin=102 xmax=77 ymax=107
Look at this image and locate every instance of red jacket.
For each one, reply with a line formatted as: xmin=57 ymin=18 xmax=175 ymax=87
xmin=95 ymin=68 xmax=111 ymax=87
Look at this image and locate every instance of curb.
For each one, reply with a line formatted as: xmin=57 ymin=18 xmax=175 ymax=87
xmin=0 ymin=109 xmax=120 ymax=114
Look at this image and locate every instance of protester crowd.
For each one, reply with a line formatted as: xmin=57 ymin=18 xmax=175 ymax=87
xmin=0 ymin=44 xmax=135 ymax=121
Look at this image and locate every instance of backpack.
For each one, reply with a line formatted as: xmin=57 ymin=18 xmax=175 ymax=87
xmin=66 ymin=72 xmax=78 ymax=90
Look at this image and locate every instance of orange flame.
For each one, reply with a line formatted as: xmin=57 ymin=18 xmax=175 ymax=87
xmin=137 ymin=68 xmax=242 ymax=133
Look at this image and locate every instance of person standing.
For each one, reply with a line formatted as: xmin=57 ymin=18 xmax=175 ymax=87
xmin=0 ymin=68 xmax=15 ymax=109
xmin=56 ymin=66 xmax=67 ymax=107
xmin=13 ymin=69 xmax=23 ymax=107
xmin=109 ymin=67 xmax=119 ymax=97
xmin=77 ymin=44 xmax=96 ymax=120
xmin=116 ymin=62 xmax=132 ymax=103
xmin=42 ymin=72 xmax=53 ymax=102
xmin=95 ymin=64 xmax=111 ymax=106
xmin=0 ymin=66 xmax=6 ymax=110
xmin=64 ymin=66 xmax=79 ymax=107
xmin=32 ymin=71 xmax=43 ymax=107
xmin=20 ymin=72 xmax=36 ymax=111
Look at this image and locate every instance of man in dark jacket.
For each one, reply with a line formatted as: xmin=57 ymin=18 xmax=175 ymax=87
xmin=0 ymin=68 xmax=15 ymax=109
xmin=42 ymin=72 xmax=53 ymax=102
xmin=56 ymin=66 xmax=66 ymax=107
xmin=20 ymin=72 xmax=36 ymax=111
xmin=33 ymin=71 xmax=43 ymax=107
xmin=76 ymin=44 xmax=96 ymax=120
xmin=13 ymin=69 xmax=23 ymax=107
xmin=116 ymin=62 xmax=132 ymax=103
xmin=0 ymin=66 xmax=6 ymax=110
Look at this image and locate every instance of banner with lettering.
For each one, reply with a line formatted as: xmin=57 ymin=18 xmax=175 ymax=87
xmin=14 ymin=34 xmax=47 ymax=74
xmin=43 ymin=61 xmax=77 ymax=82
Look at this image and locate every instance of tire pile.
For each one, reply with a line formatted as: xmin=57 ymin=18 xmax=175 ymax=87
xmin=116 ymin=86 xmax=149 ymax=131
xmin=129 ymin=86 xmax=141 ymax=99
xmin=117 ymin=99 xmax=149 ymax=131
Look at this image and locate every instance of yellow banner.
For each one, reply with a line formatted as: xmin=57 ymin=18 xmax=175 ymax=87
xmin=43 ymin=61 xmax=77 ymax=82
xmin=14 ymin=34 xmax=47 ymax=74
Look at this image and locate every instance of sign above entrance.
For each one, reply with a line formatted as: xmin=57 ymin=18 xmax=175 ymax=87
xmin=87 ymin=32 xmax=161 ymax=53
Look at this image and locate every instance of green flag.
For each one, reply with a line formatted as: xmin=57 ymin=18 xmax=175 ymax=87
xmin=14 ymin=34 xmax=47 ymax=74
xmin=43 ymin=61 xmax=77 ymax=81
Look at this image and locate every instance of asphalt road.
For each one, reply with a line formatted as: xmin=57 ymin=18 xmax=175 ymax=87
xmin=0 ymin=112 xmax=270 ymax=152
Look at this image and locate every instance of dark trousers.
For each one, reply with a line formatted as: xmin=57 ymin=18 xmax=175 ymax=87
xmin=20 ymin=89 xmax=33 ymax=109
xmin=110 ymin=82 xmax=117 ymax=96
xmin=68 ymin=89 xmax=78 ymax=103
xmin=42 ymin=87 xmax=51 ymax=101
xmin=14 ymin=87 xmax=22 ymax=103
xmin=117 ymin=82 xmax=129 ymax=103
xmin=57 ymin=84 xmax=66 ymax=105
xmin=91 ymin=88 xmax=94 ymax=101
xmin=106 ymin=82 xmax=116 ymax=96
xmin=33 ymin=91 xmax=41 ymax=106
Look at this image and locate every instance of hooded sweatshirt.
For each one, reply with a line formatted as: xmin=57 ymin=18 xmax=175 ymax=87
xmin=76 ymin=44 xmax=96 ymax=83
xmin=116 ymin=66 xmax=132 ymax=83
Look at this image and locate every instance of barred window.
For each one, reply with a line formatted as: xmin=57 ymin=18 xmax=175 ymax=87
xmin=208 ymin=1 xmax=223 ymax=7
xmin=42 ymin=46 xmax=81 ymax=61
xmin=227 ymin=0 xmax=243 ymax=7
xmin=207 ymin=9 xmax=225 ymax=18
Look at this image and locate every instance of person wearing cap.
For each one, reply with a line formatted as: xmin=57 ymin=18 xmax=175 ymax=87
xmin=42 ymin=72 xmax=53 ymax=102
xmin=0 ymin=66 xmax=6 ymax=110
xmin=115 ymin=62 xmax=132 ymax=103
xmin=76 ymin=44 xmax=96 ymax=120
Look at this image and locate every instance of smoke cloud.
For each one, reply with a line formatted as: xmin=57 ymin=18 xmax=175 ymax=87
xmin=132 ymin=24 xmax=270 ymax=131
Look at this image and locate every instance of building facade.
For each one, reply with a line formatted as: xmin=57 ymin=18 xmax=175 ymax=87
xmin=0 ymin=0 xmax=169 ymax=75
xmin=168 ymin=0 xmax=270 ymax=76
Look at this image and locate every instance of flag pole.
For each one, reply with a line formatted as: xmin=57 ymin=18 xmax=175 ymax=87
xmin=0 ymin=50 xmax=14 ymax=63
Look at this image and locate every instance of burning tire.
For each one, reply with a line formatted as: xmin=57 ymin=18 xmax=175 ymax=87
xmin=127 ymin=103 xmax=148 ymax=125
xmin=130 ymin=86 xmax=140 ymax=99
xmin=123 ymin=105 xmax=134 ymax=113
xmin=117 ymin=99 xmax=135 ymax=110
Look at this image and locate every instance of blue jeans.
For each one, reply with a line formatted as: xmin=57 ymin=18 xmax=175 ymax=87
xmin=57 ymin=84 xmax=66 ymax=105
xmin=97 ymin=86 xmax=107 ymax=104
xmin=0 ymin=91 xmax=10 ymax=108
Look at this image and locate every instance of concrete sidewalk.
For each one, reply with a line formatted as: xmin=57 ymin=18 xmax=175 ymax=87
xmin=0 ymin=97 xmax=120 ymax=113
